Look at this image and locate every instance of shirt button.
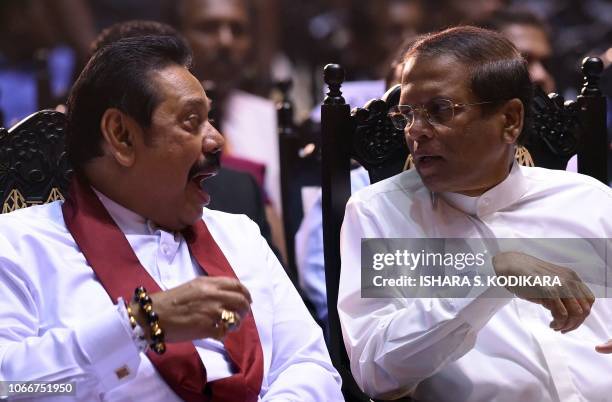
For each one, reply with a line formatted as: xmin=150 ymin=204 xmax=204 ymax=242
xmin=482 ymin=198 xmax=490 ymax=206
xmin=161 ymin=244 xmax=169 ymax=255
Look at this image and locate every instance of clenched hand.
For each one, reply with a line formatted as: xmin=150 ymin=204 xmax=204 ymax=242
xmin=130 ymin=276 xmax=252 ymax=342
xmin=493 ymin=251 xmax=595 ymax=333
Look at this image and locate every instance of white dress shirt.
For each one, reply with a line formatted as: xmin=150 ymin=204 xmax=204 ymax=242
xmin=0 ymin=192 xmax=343 ymax=401
xmin=339 ymin=163 xmax=612 ymax=402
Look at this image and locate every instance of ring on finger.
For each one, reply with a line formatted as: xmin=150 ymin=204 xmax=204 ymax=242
xmin=220 ymin=309 xmax=239 ymax=330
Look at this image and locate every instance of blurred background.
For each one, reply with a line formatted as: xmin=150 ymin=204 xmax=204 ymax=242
xmin=0 ymin=0 xmax=610 ymax=333
xmin=1 ymin=0 xmax=610 ymax=126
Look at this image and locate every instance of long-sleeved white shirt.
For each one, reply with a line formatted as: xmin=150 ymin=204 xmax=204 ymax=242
xmin=0 ymin=192 xmax=343 ymax=401
xmin=339 ymin=163 xmax=612 ymax=402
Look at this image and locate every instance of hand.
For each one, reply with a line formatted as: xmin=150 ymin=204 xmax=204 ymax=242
xmin=130 ymin=276 xmax=252 ymax=342
xmin=493 ymin=252 xmax=595 ymax=333
xmin=596 ymin=339 xmax=612 ymax=354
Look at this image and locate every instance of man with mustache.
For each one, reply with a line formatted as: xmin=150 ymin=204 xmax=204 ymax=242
xmin=169 ymin=0 xmax=285 ymax=261
xmin=0 ymin=35 xmax=342 ymax=401
xmin=90 ymin=19 xmax=281 ymax=269
xmin=338 ymin=26 xmax=612 ymax=401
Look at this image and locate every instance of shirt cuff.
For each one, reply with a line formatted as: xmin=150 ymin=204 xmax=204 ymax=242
xmin=452 ymin=286 xmax=513 ymax=329
xmin=117 ymin=297 xmax=149 ymax=353
xmin=74 ymin=301 xmax=142 ymax=391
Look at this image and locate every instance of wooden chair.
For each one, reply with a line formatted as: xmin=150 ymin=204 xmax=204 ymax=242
xmin=320 ymin=65 xmax=412 ymax=402
xmin=526 ymin=57 xmax=608 ymax=181
xmin=320 ymin=57 xmax=608 ymax=401
xmin=0 ymin=110 xmax=71 ymax=214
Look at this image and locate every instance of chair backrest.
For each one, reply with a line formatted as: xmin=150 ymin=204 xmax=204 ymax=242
xmin=320 ymin=57 xmax=608 ymax=401
xmin=525 ymin=57 xmax=608 ymax=181
xmin=0 ymin=110 xmax=71 ymax=214
xmin=321 ymin=64 xmax=412 ymax=401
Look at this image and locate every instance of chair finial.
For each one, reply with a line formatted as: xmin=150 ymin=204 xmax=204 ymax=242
xmin=323 ymin=64 xmax=345 ymax=105
xmin=581 ymin=57 xmax=603 ymax=97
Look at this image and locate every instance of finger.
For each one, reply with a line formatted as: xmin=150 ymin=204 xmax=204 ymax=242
xmin=211 ymin=277 xmax=253 ymax=303
xmin=214 ymin=310 xmax=244 ymax=337
xmin=223 ymin=311 xmax=243 ymax=333
xmin=545 ymin=298 xmax=568 ymax=331
xmin=215 ymin=290 xmax=251 ymax=316
xmin=559 ymin=297 xmax=584 ymax=333
xmin=575 ymin=292 xmax=593 ymax=321
xmin=230 ymin=312 xmax=243 ymax=332
xmin=563 ymin=300 xmax=590 ymax=334
xmin=560 ymin=281 xmax=594 ymax=333
xmin=595 ymin=339 xmax=612 ymax=354
xmin=209 ymin=319 xmax=229 ymax=341
xmin=578 ymin=282 xmax=595 ymax=306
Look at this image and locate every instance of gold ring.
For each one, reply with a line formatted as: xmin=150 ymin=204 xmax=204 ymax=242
xmin=220 ymin=309 xmax=239 ymax=330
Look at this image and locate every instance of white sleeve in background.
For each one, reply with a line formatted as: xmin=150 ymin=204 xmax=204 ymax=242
xmin=337 ymin=198 xmax=511 ymax=399
xmin=0 ymin=238 xmax=142 ymax=398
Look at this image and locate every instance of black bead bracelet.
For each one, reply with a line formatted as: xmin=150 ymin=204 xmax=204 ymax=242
xmin=134 ymin=286 xmax=166 ymax=354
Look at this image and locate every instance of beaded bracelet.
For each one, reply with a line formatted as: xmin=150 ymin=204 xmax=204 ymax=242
xmin=126 ymin=304 xmax=138 ymax=329
xmin=134 ymin=286 xmax=166 ymax=354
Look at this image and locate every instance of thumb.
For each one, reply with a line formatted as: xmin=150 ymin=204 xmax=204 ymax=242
xmin=595 ymin=339 xmax=612 ymax=354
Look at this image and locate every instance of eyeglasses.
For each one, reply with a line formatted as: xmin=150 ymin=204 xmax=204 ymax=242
xmin=387 ymin=99 xmax=496 ymax=130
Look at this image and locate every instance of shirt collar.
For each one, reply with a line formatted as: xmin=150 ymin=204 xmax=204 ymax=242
xmin=92 ymin=187 xmax=159 ymax=235
xmin=436 ymin=161 xmax=529 ymax=217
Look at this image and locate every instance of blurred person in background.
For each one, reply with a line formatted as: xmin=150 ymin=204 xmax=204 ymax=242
xmin=47 ymin=0 xmax=167 ymax=75
xmin=0 ymin=0 xmax=76 ymax=126
xmin=344 ymin=0 xmax=424 ymax=80
xmin=421 ymin=0 xmax=510 ymax=31
xmin=168 ymin=0 xmax=287 ymax=263
xmin=484 ymin=8 xmax=608 ymax=176
xmin=483 ymin=9 xmax=555 ymax=93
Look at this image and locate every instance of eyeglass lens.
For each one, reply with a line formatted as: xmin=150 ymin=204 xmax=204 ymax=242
xmin=388 ymin=99 xmax=455 ymax=130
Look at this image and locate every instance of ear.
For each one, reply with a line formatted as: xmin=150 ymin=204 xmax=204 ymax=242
xmin=100 ymin=108 xmax=138 ymax=167
xmin=499 ymin=98 xmax=524 ymax=144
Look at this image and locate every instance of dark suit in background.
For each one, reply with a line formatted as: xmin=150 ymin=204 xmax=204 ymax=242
xmin=203 ymin=166 xmax=276 ymax=254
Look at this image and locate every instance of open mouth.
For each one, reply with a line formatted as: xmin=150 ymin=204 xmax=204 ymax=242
xmin=188 ymin=152 xmax=221 ymax=188
xmin=415 ymin=155 xmax=443 ymax=164
xmin=189 ymin=170 xmax=217 ymax=188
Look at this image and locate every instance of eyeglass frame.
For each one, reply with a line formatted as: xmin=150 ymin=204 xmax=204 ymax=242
xmin=387 ymin=98 xmax=500 ymax=130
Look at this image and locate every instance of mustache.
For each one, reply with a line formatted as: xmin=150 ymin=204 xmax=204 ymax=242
xmin=188 ymin=151 xmax=221 ymax=181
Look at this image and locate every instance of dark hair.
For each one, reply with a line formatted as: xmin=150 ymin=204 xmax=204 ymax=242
xmin=404 ymin=26 xmax=533 ymax=144
xmin=90 ymin=20 xmax=184 ymax=56
xmin=66 ymin=34 xmax=192 ymax=171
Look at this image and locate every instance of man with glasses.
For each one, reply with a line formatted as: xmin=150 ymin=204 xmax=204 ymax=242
xmin=338 ymin=26 xmax=612 ymax=401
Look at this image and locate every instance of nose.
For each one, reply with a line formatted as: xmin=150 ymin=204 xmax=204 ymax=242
xmin=404 ymin=110 xmax=435 ymax=142
xmin=217 ymin=24 xmax=235 ymax=48
xmin=202 ymin=124 xmax=225 ymax=154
